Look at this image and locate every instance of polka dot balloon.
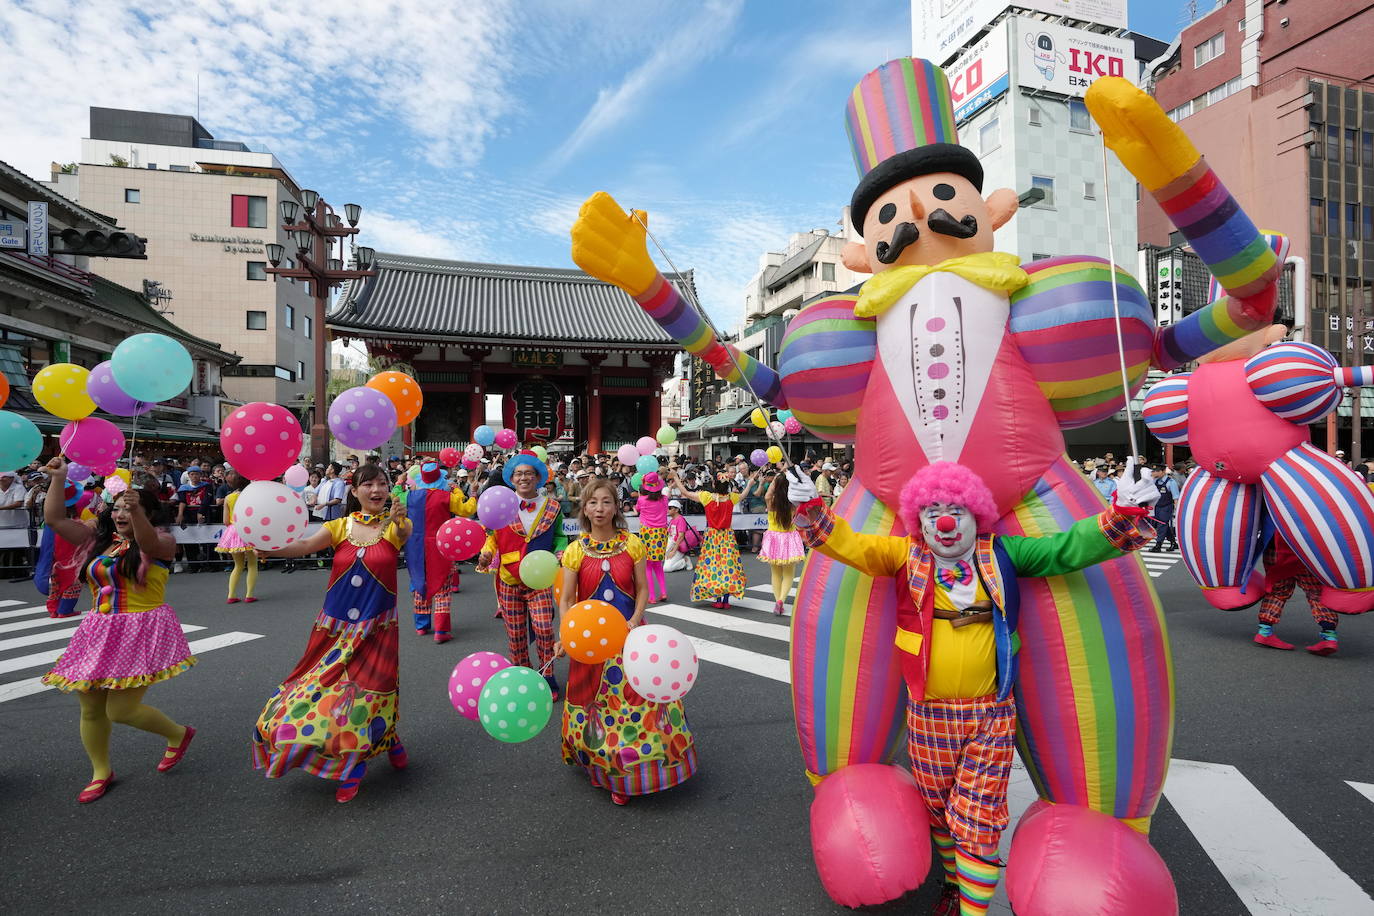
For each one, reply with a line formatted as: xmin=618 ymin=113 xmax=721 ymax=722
xmin=328 ymin=386 xmax=398 ymax=451
xmin=234 ymin=481 xmax=309 ymax=551
xmin=562 ymin=599 xmax=628 ymax=664
xmin=623 ymin=624 xmax=699 ymax=703
xmin=58 ymin=417 xmax=125 ymax=466
xmin=448 ymin=651 xmax=512 ymax=721
xmin=33 ymin=363 xmax=96 ymax=421
xmin=219 ymin=402 xmax=303 ymax=481
xmin=436 ymin=517 xmax=485 ymax=562
xmin=476 ymin=485 xmax=520 ymax=529
xmin=477 ymin=666 xmax=554 ymax=742
xmin=365 ymin=370 xmax=423 ymax=425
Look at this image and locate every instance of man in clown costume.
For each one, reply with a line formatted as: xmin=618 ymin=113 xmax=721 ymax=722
xmin=405 ymin=461 xmax=477 ymax=644
xmin=477 ymin=450 xmax=567 ymax=697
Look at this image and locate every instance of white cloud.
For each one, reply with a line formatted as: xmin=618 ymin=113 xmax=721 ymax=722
xmin=361 ymin=210 xmax=491 ymax=262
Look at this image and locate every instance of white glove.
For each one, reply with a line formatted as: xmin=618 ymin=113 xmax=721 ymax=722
xmin=787 ymin=470 xmax=819 ymax=506
xmin=1114 ymin=458 xmax=1160 ymax=508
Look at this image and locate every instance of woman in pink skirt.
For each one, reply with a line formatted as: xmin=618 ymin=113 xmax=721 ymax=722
xmin=758 ymin=473 xmax=805 ymax=615
xmin=215 ymin=471 xmax=258 ymax=603
xmin=40 ymin=459 xmax=197 ymax=804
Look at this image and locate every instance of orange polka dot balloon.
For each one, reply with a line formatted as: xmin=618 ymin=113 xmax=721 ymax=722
xmin=0 ymin=370 xmax=9 ymax=409
xmin=366 ymin=371 xmax=423 ymax=425
xmin=563 ymin=600 xmax=629 ymax=665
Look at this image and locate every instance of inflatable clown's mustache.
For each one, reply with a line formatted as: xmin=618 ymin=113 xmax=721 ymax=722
xmin=874 ymin=210 xmax=980 ymax=264
xmin=875 ymin=221 xmax=919 ymax=263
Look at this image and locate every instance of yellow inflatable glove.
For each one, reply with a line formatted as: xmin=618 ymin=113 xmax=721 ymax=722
xmin=1085 ymin=77 xmax=1201 ymax=193
xmin=570 ymin=191 xmax=660 ymax=299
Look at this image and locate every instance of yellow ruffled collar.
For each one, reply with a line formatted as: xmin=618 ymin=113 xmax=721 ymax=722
xmin=853 ymin=252 xmax=1029 ymax=318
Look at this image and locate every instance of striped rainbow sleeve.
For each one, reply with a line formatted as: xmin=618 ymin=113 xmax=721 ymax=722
xmin=635 ymin=273 xmax=784 ymax=405
xmin=1152 ymin=288 xmax=1267 ymax=370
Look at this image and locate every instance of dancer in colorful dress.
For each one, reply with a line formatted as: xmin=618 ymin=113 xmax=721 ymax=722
xmin=477 ymin=450 xmax=567 ymax=697
xmin=252 ymin=464 xmax=412 ymax=803
xmin=555 ymin=477 xmax=698 ymax=804
xmin=215 ymin=471 xmax=258 ymax=604
xmin=39 ymin=460 xmax=197 ymax=804
xmin=668 ymin=469 xmax=747 ymax=608
xmin=1254 ymin=534 xmax=1340 ymax=656
xmin=758 ymin=473 xmax=805 ymax=615
xmin=406 ymin=460 xmax=477 ymax=643
xmin=635 ymin=471 xmax=670 ymax=602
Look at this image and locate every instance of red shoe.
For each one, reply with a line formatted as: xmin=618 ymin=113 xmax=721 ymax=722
xmin=1254 ymin=632 xmax=1295 ymax=650
xmin=244 ymin=597 xmax=258 ymax=604
xmin=433 ymin=632 xmax=452 ymax=644
xmin=773 ymin=600 xmax=785 ymax=616
xmin=1306 ymin=638 xmax=1339 ymax=656
xmin=611 ymin=792 xmax=628 ymax=806
xmin=336 ymin=778 xmax=362 ymax=803
xmin=77 ymin=772 xmax=115 ymax=804
xmin=226 ymin=597 xmax=240 ymax=604
xmin=388 ymin=744 xmax=409 ymax=770
xmin=416 ymin=627 xmax=431 ymax=636
xmin=492 ymin=610 xmax=503 ymax=619
xmin=157 ymin=726 xmax=196 ymax=772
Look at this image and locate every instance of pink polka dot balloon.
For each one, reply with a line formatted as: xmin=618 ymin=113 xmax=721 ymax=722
xmin=461 ymin=458 xmax=479 ymax=471
xmin=784 ymin=417 xmax=803 ymax=434
xmin=91 ymin=460 xmax=118 ymax=477
xmin=476 ymin=485 xmax=520 ymax=529
xmin=220 ymin=402 xmax=302 ymax=481
xmin=59 ymin=417 xmax=126 ymax=465
xmin=494 ymin=428 xmax=518 ymax=450
xmin=328 ymin=386 xmax=398 ymax=451
xmin=235 ymin=481 xmax=309 ymax=550
xmin=436 ymin=517 xmax=485 ymax=562
xmin=448 ymin=651 xmax=512 ymax=720
xmin=624 ymin=624 xmax=699 ymax=703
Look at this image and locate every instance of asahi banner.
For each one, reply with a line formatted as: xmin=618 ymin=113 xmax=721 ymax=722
xmin=946 ymin=18 xmax=1010 ymax=123
xmin=1015 ymin=17 xmax=1132 ymax=98
xmin=912 ymin=0 xmax=1126 ymax=64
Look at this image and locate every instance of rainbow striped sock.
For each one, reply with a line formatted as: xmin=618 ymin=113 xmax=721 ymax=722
xmin=931 ymin=825 xmax=957 ymax=881
xmin=955 ymin=846 xmax=1000 ymax=916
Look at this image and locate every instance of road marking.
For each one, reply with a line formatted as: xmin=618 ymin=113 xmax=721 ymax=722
xmin=1347 ymin=781 xmax=1374 ymax=806
xmin=0 ymin=630 xmax=264 ymax=704
xmin=0 ymin=604 xmax=53 ymax=619
xmin=749 ymin=582 xmax=797 ymax=595
xmin=0 ymin=615 xmax=90 ymax=634
xmin=650 ymin=604 xmax=791 ymax=642
xmin=683 ymin=634 xmax=790 ymax=684
xmin=1162 ymin=758 xmax=1374 ymax=914
xmin=0 ymin=624 xmax=85 ymax=651
xmin=0 ymin=598 xmax=23 ymax=608
xmin=721 ymin=594 xmax=793 ymax=617
xmin=0 ymin=624 xmax=207 ymax=675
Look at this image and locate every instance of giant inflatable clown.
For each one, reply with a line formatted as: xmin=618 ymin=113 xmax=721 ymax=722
xmin=573 ymin=63 xmax=1284 ymax=912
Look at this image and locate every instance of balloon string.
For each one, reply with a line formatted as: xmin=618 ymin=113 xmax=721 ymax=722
xmin=1100 ymin=133 xmax=1141 ymax=460
xmin=128 ymin=412 xmax=139 ymax=465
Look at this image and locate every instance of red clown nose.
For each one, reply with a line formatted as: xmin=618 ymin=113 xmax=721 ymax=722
xmin=936 ymin=515 xmax=957 ymax=533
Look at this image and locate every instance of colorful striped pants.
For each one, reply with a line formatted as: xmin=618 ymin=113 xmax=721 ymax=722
xmin=496 ymin=578 xmax=557 ymax=669
xmin=1258 ymin=574 xmax=1338 ymax=630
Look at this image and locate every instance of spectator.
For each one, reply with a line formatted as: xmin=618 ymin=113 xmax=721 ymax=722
xmin=318 ymin=462 xmax=348 ymax=521
xmin=1092 ymin=465 xmax=1117 ymax=499
xmin=175 ymin=465 xmax=213 ymax=572
xmin=303 ymin=471 xmax=322 ymax=520
xmin=815 ymin=463 xmax=838 ymax=505
xmin=148 ymin=459 xmax=177 ymax=502
xmin=0 ymin=469 xmax=27 ymax=528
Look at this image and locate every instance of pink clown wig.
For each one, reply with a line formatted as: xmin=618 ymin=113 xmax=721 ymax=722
xmin=899 ymin=461 xmax=1000 ymax=537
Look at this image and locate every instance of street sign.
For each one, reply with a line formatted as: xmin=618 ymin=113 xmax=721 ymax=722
xmin=27 ymin=202 xmax=48 ymax=256
xmin=0 ymin=221 xmax=22 ymax=250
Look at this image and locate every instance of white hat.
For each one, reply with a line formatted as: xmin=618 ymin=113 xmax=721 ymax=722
xmin=822 ymin=462 xmax=837 ymax=470
xmin=1337 ymin=449 xmax=1347 ymax=456
xmin=456 ymin=469 xmax=469 ymax=477
xmin=668 ymin=499 xmax=682 ymax=508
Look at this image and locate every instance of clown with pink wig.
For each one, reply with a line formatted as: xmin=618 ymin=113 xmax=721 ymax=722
xmin=788 ymin=461 xmax=1158 ymax=915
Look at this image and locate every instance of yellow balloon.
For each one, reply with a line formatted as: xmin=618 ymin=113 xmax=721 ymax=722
xmin=33 ymin=363 xmax=96 ymax=421
xmin=766 ymin=446 xmax=784 ymax=464
xmin=113 ymin=468 xmax=131 ymax=485
xmin=750 ymin=407 xmax=768 ymax=429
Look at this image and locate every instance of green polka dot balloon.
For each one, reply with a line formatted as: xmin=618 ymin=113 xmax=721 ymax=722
xmin=477 ymin=666 xmax=553 ymax=743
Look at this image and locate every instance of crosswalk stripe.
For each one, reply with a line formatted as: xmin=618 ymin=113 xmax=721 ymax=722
xmin=0 ymin=604 xmax=52 ymax=619
xmin=0 ymin=624 xmax=85 ymax=652
xmin=0 ymin=624 xmax=206 ymax=675
xmin=1163 ymin=758 xmax=1374 ymax=913
xmin=749 ymin=582 xmax=797 ymax=595
xmin=0 ymin=615 xmax=88 ymax=634
xmin=650 ymin=604 xmax=791 ymax=642
xmin=0 ymin=630 xmax=264 ymax=704
xmin=0 ymin=598 xmax=23 ymax=608
xmin=726 ymin=595 xmax=792 ymax=617
xmin=1347 ymin=781 xmax=1374 ymax=806
xmin=683 ymin=634 xmax=790 ymax=683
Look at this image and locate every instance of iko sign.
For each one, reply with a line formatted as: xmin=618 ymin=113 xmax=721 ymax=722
xmin=912 ymin=0 xmax=1127 ymax=64
xmin=1015 ymin=18 xmax=1132 ymax=98
xmin=946 ymin=18 xmax=1010 ymax=123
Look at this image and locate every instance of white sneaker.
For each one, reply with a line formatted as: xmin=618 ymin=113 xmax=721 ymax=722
xmin=173 ymin=562 xmax=185 ymax=574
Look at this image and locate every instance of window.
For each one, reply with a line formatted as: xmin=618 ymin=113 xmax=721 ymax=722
xmin=124 ymin=189 xmax=140 ymax=203
xmin=1328 ymin=125 xmax=1340 ymax=160
xmin=1312 ymin=198 xmax=1326 ymax=235
xmin=1031 ymin=175 xmax=1055 ymax=207
xmin=1347 ymin=129 xmax=1359 ymax=162
xmin=1083 ymin=180 xmax=1096 ymax=200
xmin=1068 ymin=99 xmax=1091 ymax=132
xmin=979 ymin=117 xmax=1001 ymax=155
xmin=146 ymin=163 xmax=157 ymax=170
xmin=297 ymin=361 xmax=306 ymax=383
xmin=1194 ymin=31 xmax=1224 ymax=67
xmin=1031 ymin=252 xmax=1052 ymax=261
xmin=1238 ymin=16 xmax=1246 ymax=33
xmin=169 ymin=164 xmax=191 ymax=172
xmin=1348 ymin=203 xmax=1360 ymax=239
xmin=1363 ymin=132 xmax=1374 ymax=167
xmin=1328 ymin=200 xmax=1339 ymax=235
xmin=820 ymin=262 xmax=835 ymax=282
xmin=246 ymin=261 xmax=266 ymax=281
xmin=1364 ymin=206 xmax=1373 ymax=241
xmin=246 ymin=310 xmax=267 ymax=330
xmin=231 ymin=194 xmax=268 ymax=228
xmin=274 ymin=366 xmax=294 ymax=381
xmin=303 ymin=315 xmax=312 ymax=339
xmin=1028 ymin=105 xmax=1041 ymax=127
xmin=284 ymin=304 xmax=295 ymax=329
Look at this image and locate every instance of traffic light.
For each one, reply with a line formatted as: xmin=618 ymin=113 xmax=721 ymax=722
xmin=49 ymin=228 xmax=146 ymax=258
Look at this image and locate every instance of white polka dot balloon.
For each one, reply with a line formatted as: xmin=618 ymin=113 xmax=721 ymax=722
xmin=448 ymin=651 xmax=512 ymax=721
xmin=234 ymin=481 xmax=309 ymax=551
xmin=623 ymin=624 xmax=699 ymax=703
xmin=477 ymin=666 xmax=553 ymax=742
xmin=328 ymin=386 xmax=398 ymax=451
xmin=436 ymin=517 xmax=486 ymax=562
xmin=219 ymin=402 xmax=303 ymax=481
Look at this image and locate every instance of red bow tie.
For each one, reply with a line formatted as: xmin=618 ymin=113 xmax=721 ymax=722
xmin=521 ymin=500 xmax=537 ymax=512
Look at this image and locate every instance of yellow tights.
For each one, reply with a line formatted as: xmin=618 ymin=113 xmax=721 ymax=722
xmin=770 ymin=562 xmax=797 ymax=604
xmin=228 ymin=552 xmax=258 ymax=599
xmin=76 ymin=685 xmax=187 ymax=781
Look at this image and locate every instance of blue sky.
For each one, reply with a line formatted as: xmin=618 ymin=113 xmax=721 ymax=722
xmin=5 ymin=0 xmax=1195 ymax=328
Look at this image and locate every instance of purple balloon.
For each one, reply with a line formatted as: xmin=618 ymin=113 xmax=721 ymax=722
xmin=67 ymin=462 xmax=92 ymax=483
xmin=750 ymin=449 xmax=768 ymax=467
xmin=328 ymin=386 xmax=398 ymax=450
xmin=87 ymin=360 xmax=153 ymax=416
xmin=477 ymin=485 xmax=520 ymax=529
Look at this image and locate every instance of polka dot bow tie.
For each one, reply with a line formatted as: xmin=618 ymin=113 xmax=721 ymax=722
xmin=520 ymin=500 xmax=537 ymax=512
xmin=936 ymin=560 xmax=974 ymax=591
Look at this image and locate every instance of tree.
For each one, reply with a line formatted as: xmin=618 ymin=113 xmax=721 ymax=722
xmin=58 ymin=162 xmax=77 ymax=174
xmin=108 ymin=154 xmax=129 ymax=168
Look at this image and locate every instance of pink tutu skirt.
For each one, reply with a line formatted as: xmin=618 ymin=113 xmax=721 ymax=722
xmin=216 ymin=524 xmax=251 ymax=553
xmin=42 ymin=604 xmax=196 ymax=692
xmin=759 ymin=529 xmax=805 ymax=565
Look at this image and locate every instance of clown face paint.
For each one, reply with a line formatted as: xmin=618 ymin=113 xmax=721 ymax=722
xmin=921 ymin=502 xmax=977 ymax=559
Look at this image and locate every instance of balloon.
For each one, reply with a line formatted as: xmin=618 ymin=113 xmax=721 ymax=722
xmin=631 ymin=472 xmax=644 ymax=490
xmin=0 ymin=411 xmax=43 ymax=469
xmin=111 ymin=468 xmax=131 ymax=486
xmin=436 ymin=517 xmax=486 ymax=562
xmin=634 ymin=454 xmax=658 ymax=475
xmin=66 ymin=462 xmax=91 ymax=484
xmin=448 ymin=651 xmax=512 ymax=721
xmin=656 ymin=425 xmax=677 ymax=445
xmin=478 ymin=666 xmax=554 ymax=743
xmin=328 ymin=386 xmax=398 ymax=451
xmin=750 ymin=449 xmax=768 ymax=467
xmin=810 ymin=764 xmax=931 ymax=907
xmin=59 ymin=417 xmax=124 ymax=465
xmin=777 ymin=409 xmax=794 ymax=421
xmin=91 ymin=460 xmax=117 ymax=477
xmin=463 ymin=443 xmax=485 ymax=460
xmin=473 ymin=425 xmax=496 ymax=447
xmin=86 ymin=361 xmax=152 ymax=417
xmin=636 ymin=435 xmax=657 ymax=455
xmin=784 ymin=417 xmax=803 ymax=435
xmin=408 ymin=465 xmax=421 ymax=479
xmin=767 ymin=445 xmax=784 ymax=464
xmin=623 ymin=624 xmax=698 ymax=702
xmin=234 ymin=481 xmax=309 ymax=550
xmin=33 ymin=363 xmax=96 ymax=421
xmin=494 ymin=428 xmax=518 ymax=449
xmin=439 ymin=447 xmax=461 ymax=467
xmin=461 ymin=458 xmax=479 ymax=471
xmin=220 ymin=403 xmax=303 ymax=481
xmin=750 ymin=407 xmax=768 ymax=428
xmin=0 ymin=370 xmax=8 ymax=409
xmin=519 ymin=550 xmax=558 ymax=590
xmin=562 ymin=600 xmax=629 ymax=664
xmin=282 ymin=464 xmax=309 ymax=488
xmin=769 ymin=420 xmax=787 ymax=439
xmin=616 ymin=444 xmax=639 ymax=466
xmin=366 ymin=370 xmax=423 ymax=425
xmin=110 ymin=333 xmax=192 ymax=403
xmin=477 ymin=485 xmax=520 ymax=529
xmin=531 ymin=445 xmax=548 ymax=463
xmin=104 ymin=476 xmax=128 ymax=496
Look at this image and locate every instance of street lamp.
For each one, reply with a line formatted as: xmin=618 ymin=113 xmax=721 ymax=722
xmin=344 ymin=203 xmax=361 ymax=227
xmin=265 ymin=242 xmax=284 ymax=266
xmin=299 ymin=188 xmax=319 ymax=211
xmin=356 ymin=246 xmax=376 ymax=270
xmin=279 ymin=199 xmax=299 ymax=225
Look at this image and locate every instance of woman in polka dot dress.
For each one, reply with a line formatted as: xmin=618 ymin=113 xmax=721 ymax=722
xmin=670 ymin=470 xmax=749 ymax=608
xmin=252 ymin=465 xmax=413 ymax=804
xmin=554 ymin=478 xmax=698 ymax=805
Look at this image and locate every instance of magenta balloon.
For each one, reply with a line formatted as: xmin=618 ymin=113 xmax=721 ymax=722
xmin=59 ymin=417 xmax=126 ymax=465
xmin=448 ymin=651 xmax=513 ymax=720
xmin=477 ymin=485 xmax=520 ymax=529
xmin=494 ymin=428 xmax=518 ymax=449
xmin=220 ymin=403 xmax=303 ymax=481
xmin=86 ymin=360 xmax=153 ymax=417
xmin=784 ymin=417 xmax=803 ymax=434
xmin=810 ymin=764 xmax=931 ymax=907
xmin=328 ymin=387 xmax=398 ymax=450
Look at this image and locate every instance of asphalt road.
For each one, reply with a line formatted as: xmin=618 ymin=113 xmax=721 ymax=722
xmin=1 ymin=550 xmax=1371 ymax=915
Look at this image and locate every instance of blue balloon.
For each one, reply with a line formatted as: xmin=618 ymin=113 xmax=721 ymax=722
xmin=635 ymin=454 xmax=659 ymax=474
xmin=776 ymin=409 xmax=794 ymax=422
xmin=111 ymin=333 xmax=192 ymax=403
xmin=473 ymin=425 xmax=496 ymax=447
xmin=0 ymin=410 xmax=43 ymax=469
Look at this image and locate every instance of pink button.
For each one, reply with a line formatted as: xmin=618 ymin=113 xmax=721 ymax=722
xmin=926 ymin=317 xmax=946 ymax=332
xmin=927 ymin=362 xmax=949 ymax=380
xmin=932 ymin=405 xmax=950 ymax=420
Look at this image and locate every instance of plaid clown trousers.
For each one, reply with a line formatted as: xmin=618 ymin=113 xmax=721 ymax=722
xmin=496 ymin=578 xmax=557 ymax=669
xmin=907 ymin=694 xmax=1018 ymax=860
xmin=1258 ymin=573 xmax=1338 ymax=630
